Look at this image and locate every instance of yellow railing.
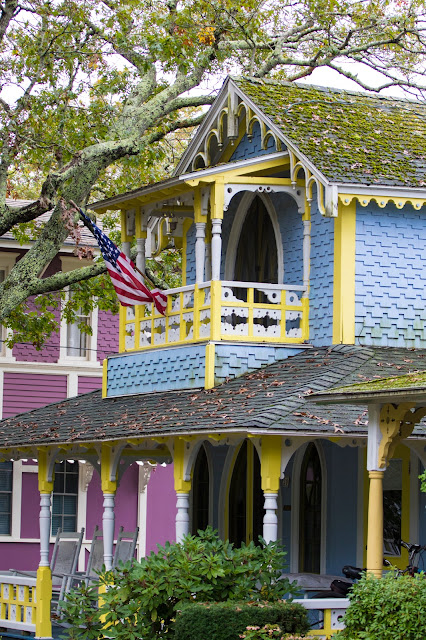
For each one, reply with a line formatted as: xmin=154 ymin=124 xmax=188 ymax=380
xmin=293 ymin=598 xmax=349 ymax=638
xmin=120 ymin=280 xmax=308 ymax=352
xmin=0 ymin=574 xmax=37 ymax=633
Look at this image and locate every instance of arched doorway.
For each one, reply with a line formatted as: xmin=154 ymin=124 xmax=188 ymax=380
xmin=299 ymin=443 xmax=322 ymax=573
xmin=228 ymin=440 xmax=263 ymax=546
xmin=191 ymin=445 xmax=210 ymax=534
xmin=234 ymin=196 xmax=278 ymax=288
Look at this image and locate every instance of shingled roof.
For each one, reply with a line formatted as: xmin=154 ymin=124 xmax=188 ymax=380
xmin=233 ymin=77 xmax=426 ymax=189
xmin=1 ymin=345 xmax=426 ymax=451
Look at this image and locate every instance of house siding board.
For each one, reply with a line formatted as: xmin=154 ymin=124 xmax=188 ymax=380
xmin=0 ymin=543 xmax=40 ymax=572
xmin=229 ymin=122 xmax=276 ymax=162
xmin=309 ymin=194 xmax=334 ymax=346
xmin=97 ymin=310 xmax=119 ymax=362
xmin=78 ymin=376 xmax=102 ymax=395
xmin=12 ymin=303 xmax=61 ymax=363
xmin=186 ymin=222 xmax=196 ymax=285
xmin=273 ymin=192 xmax=303 ymax=285
xmin=355 ymin=202 xmax=426 ymax=347
xmin=2 ymin=373 xmax=67 ymax=418
xmin=214 ymin=344 xmax=304 ymax=383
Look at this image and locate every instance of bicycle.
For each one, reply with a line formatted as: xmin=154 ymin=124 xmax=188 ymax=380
xmin=386 ymin=540 xmax=426 ymax=576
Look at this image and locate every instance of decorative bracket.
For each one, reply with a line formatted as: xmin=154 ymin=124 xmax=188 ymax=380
xmin=378 ymin=403 xmax=417 ymax=468
xmin=223 ymin=183 xmax=305 ymax=213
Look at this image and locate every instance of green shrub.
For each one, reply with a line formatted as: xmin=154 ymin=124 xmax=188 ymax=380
xmin=335 ymin=572 xmax=426 ymax=640
xmin=174 ymin=601 xmax=310 ymax=640
xmin=241 ymin=625 xmax=315 ymax=640
xmin=60 ymin=527 xmax=299 ymax=640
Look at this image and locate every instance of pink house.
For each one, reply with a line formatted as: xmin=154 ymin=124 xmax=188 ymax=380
xmin=0 ymin=200 xmax=176 ymax=572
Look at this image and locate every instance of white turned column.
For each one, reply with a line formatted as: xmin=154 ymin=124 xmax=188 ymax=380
xmin=195 ymin=223 xmax=206 ymax=284
xmin=136 ymin=237 xmax=146 ymax=273
xmin=122 ymin=241 xmax=131 ymax=259
xmin=39 ymin=493 xmax=52 ymax=567
xmin=102 ymin=493 xmax=116 ymax=570
xmin=302 ymin=219 xmax=311 ymax=292
xmin=176 ymin=493 xmax=190 ymax=543
xmin=211 ymin=219 xmax=222 ymax=281
xmin=263 ymin=492 xmax=278 ymax=543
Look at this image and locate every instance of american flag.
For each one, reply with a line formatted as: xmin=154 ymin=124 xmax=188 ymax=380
xmin=80 ymin=211 xmax=167 ymax=315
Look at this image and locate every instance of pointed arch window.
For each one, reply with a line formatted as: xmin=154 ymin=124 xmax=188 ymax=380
xmin=228 ymin=441 xmax=263 ymax=546
xmin=299 ymin=443 xmax=322 ymax=573
xmin=191 ymin=445 xmax=210 ymax=534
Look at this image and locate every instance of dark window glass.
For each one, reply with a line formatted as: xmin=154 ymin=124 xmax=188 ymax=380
xmin=0 ymin=462 xmax=12 ymax=535
xmin=229 ymin=441 xmax=263 ymax=547
xmin=299 ymin=444 xmax=322 ymax=573
xmin=192 ymin=445 xmax=210 ymax=534
xmin=52 ymin=461 xmax=78 ymax=535
xmin=383 ymin=459 xmax=402 ymax=555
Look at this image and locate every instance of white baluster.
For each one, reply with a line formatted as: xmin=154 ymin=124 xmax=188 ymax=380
xmin=136 ymin=237 xmax=146 ymax=274
xmin=175 ymin=493 xmax=190 ymax=542
xmin=122 ymin=241 xmax=131 ymax=259
xmin=102 ymin=493 xmax=116 ymax=570
xmin=195 ymin=223 xmax=206 ymax=284
xmin=211 ymin=219 xmax=222 ymax=281
xmin=39 ymin=493 xmax=52 ymax=567
xmin=263 ymin=492 xmax=278 ymax=543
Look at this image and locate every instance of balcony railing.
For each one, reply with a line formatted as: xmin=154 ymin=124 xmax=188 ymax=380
xmin=0 ymin=574 xmax=37 ymax=633
xmin=120 ymin=280 xmax=308 ymax=352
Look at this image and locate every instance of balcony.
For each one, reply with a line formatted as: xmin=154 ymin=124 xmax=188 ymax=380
xmin=120 ymin=280 xmax=309 ymax=352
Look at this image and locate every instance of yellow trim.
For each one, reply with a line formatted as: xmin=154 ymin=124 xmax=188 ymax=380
xmin=261 ymin=436 xmax=282 ymax=492
xmin=37 ymin=449 xmax=53 ymax=493
xmin=339 ymin=193 xmax=426 ymax=211
xmin=194 ymin=188 xmax=203 ymax=223
xmin=181 ymin=218 xmax=193 ymax=286
xmin=120 ymin=210 xmax=132 ymax=243
xmin=102 ymin=358 xmax=108 ymax=398
xmin=333 ymin=200 xmax=356 ymax=344
xmin=210 ymin=280 xmax=222 ymax=341
xmin=100 ymin=443 xmax=118 ymax=494
xmin=174 ymin=439 xmax=191 ymax=493
xmin=210 ymin=178 xmax=225 ymax=220
xmin=119 ymin=305 xmax=126 ymax=353
xmin=204 ymin=342 xmax=215 ymax=389
xmin=366 ymin=470 xmax=385 ymax=577
xmin=35 ymin=566 xmax=52 ymax=638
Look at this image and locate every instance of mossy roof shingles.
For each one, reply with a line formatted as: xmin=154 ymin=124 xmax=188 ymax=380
xmin=233 ymin=77 xmax=426 ymax=188
xmin=1 ymin=345 xmax=426 ymax=451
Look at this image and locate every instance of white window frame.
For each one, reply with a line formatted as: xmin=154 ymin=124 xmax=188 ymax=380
xmin=0 ymin=253 xmax=19 ymax=362
xmin=58 ymin=257 xmax=99 ymax=365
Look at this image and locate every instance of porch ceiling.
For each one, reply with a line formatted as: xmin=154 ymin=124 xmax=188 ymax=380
xmin=1 ymin=346 xmax=426 ymax=454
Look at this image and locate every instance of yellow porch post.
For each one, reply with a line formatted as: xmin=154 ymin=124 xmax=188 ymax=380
xmin=174 ymin=439 xmax=192 ymax=542
xmin=366 ymin=470 xmax=385 ymax=578
xmin=36 ymin=449 xmax=54 ymax=640
xmin=260 ymin=436 xmax=282 ymax=543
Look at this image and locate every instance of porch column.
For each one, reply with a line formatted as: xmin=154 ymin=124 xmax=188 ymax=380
xmin=260 ymin=436 xmax=282 ymax=543
xmin=366 ymin=404 xmax=384 ymax=577
xmin=211 ymin=219 xmax=222 ymax=281
xmin=36 ymin=450 xmax=53 ymax=640
xmin=136 ymin=210 xmax=147 ymax=274
xmin=101 ymin=444 xmax=118 ymax=571
xmin=174 ymin=439 xmax=192 ymax=542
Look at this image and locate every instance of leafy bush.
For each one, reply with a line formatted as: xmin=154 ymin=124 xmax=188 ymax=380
xmin=60 ymin=527 xmax=298 ymax=640
xmin=335 ymin=572 xmax=426 ymax=640
xmin=174 ymin=601 xmax=309 ymax=640
xmin=241 ymin=625 xmax=314 ymax=640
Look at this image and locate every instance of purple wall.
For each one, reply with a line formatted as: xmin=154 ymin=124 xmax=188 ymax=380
xmin=145 ymin=465 xmax=176 ymax=554
xmin=0 ymin=543 xmax=40 ymax=571
xmin=97 ymin=310 xmax=119 ymax=362
xmin=86 ymin=464 xmax=138 ymax=539
xmin=21 ymin=472 xmax=40 ymax=538
xmin=2 ymin=373 xmax=67 ymax=418
xmin=78 ymin=376 xmax=102 ymax=395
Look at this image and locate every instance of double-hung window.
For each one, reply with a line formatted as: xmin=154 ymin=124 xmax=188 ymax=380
xmin=66 ymin=299 xmax=91 ymax=358
xmin=52 ymin=461 xmax=78 ymax=534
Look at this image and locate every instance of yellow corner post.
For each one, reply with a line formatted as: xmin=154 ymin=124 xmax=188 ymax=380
xmin=173 ymin=438 xmax=191 ymax=494
xmin=102 ymin=358 xmax=108 ymax=398
xmin=333 ymin=200 xmax=356 ymax=344
xmin=36 ymin=449 xmax=54 ymax=640
xmin=204 ymin=342 xmax=216 ymax=389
